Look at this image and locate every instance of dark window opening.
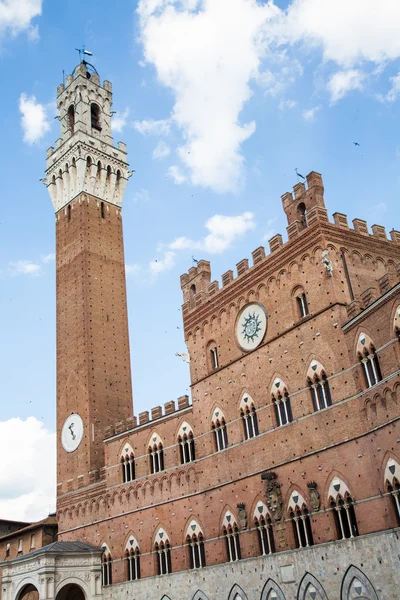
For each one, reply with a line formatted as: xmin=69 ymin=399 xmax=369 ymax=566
xmin=360 ymin=346 xmax=382 ymax=389
xmin=212 ymin=419 xmax=228 ymax=451
xmin=256 ymin=516 xmax=275 ymax=555
xmin=156 ymin=542 xmax=171 ymax=575
xmin=273 ymin=391 xmax=293 ymax=426
xmin=67 ymin=105 xmax=75 ymax=134
xmin=187 ymin=534 xmax=206 ymax=569
xmin=126 ymin=549 xmax=140 ymax=581
xmin=179 ymin=432 xmax=195 ymax=464
xmin=224 ymin=525 xmax=241 ymax=562
xmin=297 ymin=202 xmax=308 ymax=230
xmin=296 ymin=292 xmax=309 ymax=318
xmin=309 ymin=373 xmax=332 ymax=411
xmin=331 ymin=496 xmax=358 ymax=540
xmin=210 ymin=347 xmax=219 ymax=370
xmin=101 ymin=201 xmax=105 ymax=219
xmin=388 ymin=481 xmax=400 ymax=525
xmin=241 ymin=404 xmax=259 ymax=439
xmin=149 ymin=443 xmax=164 ymax=474
xmin=91 ymin=103 xmax=102 ymax=131
xmin=291 ymin=507 xmax=314 ymax=548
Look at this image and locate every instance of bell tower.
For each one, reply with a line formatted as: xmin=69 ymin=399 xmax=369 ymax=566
xmin=45 ymin=62 xmax=134 ymax=492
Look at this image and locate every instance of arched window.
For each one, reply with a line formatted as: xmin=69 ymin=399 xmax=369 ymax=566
xmin=178 ymin=423 xmax=195 ymax=464
xmin=328 ymin=477 xmax=358 ymax=540
xmin=67 ymin=204 xmax=71 ymax=222
xmin=223 ymin=513 xmax=241 ymax=562
xmin=254 ymin=502 xmax=275 ymax=556
xmin=149 ymin=433 xmax=164 ymax=474
xmin=211 ymin=408 xmax=228 ymax=451
xmin=271 ymin=379 xmax=293 ymax=427
xmin=101 ymin=544 xmax=112 ymax=586
xmin=67 ymin=104 xmax=75 ymax=134
xmin=288 ymin=491 xmax=314 ymax=549
xmin=384 ymin=458 xmax=400 ymax=525
xmin=91 ymin=103 xmax=101 ymax=130
xmin=307 ymin=361 xmax=332 ymax=411
xmin=296 ymin=292 xmax=309 ymax=318
xmin=357 ymin=333 xmax=382 ymax=389
xmin=120 ymin=444 xmax=135 ymax=483
xmin=240 ymin=394 xmax=258 ymax=440
xmin=210 ymin=346 xmax=219 ymax=370
xmin=186 ymin=521 xmax=206 ymax=569
xmin=393 ymin=305 xmax=400 ymax=341
xmin=101 ymin=201 xmax=105 ymax=219
xmin=154 ymin=529 xmax=171 ymax=575
xmin=124 ymin=536 xmax=140 ymax=581
xmin=297 ymin=202 xmax=307 ymax=230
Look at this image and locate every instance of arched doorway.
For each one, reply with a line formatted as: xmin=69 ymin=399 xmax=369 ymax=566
xmin=55 ymin=584 xmax=85 ymax=600
xmin=18 ymin=584 xmax=39 ymax=600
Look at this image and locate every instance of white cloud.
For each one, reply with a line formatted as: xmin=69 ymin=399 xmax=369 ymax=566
xmin=378 ymin=71 xmax=400 ymax=103
xmin=169 ymin=211 xmax=255 ymax=254
xmin=153 ymin=140 xmax=171 ymax=159
xmin=327 ymin=69 xmax=365 ymax=102
xmin=137 ymin=0 xmax=280 ymax=193
xmin=168 ymin=165 xmax=186 ymax=184
xmin=262 ymin=217 xmax=277 ymax=242
xmin=149 ymin=250 xmax=176 ymax=275
xmin=132 ymin=118 xmax=171 ymax=136
xmin=19 ymin=93 xmax=51 ymax=144
xmin=0 ymin=0 xmax=42 ymax=40
xmin=132 ymin=188 xmax=150 ymax=203
xmin=0 ymin=417 xmax=55 ymax=521
xmin=278 ymin=99 xmax=296 ymax=111
xmin=125 ymin=263 xmax=141 ymax=275
xmin=302 ymin=105 xmax=321 ymax=120
xmin=41 ymin=253 xmax=55 ymax=264
xmin=9 ymin=260 xmax=41 ymax=276
xmin=112 ymin=108 xmax=129 ymax=133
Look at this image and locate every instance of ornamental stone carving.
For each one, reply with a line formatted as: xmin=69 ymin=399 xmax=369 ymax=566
xmin=262 ymin=471 xmax=284 ymax=522
xmin=307 ymin=481 xmax=321 ymax=511
xmin=237 ymin=503 xmax=248 ymax=530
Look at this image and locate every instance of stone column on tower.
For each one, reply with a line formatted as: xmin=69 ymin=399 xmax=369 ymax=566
xmin=45 ymin=62 xmax=134 ymax=492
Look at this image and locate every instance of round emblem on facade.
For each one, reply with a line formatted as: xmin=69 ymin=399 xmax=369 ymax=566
xmin=61 ymin=413 xmax=84 ymax=453
xmin=236 ymin=303 xmax=268 ymax=351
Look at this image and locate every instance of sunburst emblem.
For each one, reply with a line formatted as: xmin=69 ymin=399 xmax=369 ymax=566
xmin=242 ymin=311 xmax=262 ymax=343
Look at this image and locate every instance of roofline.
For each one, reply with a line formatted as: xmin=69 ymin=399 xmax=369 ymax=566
xmin=0 ymin=518 xmax=57 ymax=542
xmin=342 ymin=283 xmax=400 ymax=332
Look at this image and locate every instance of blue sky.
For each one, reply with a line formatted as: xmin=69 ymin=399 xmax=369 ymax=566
xmin=0 ymin=0 xmax=399 ymax=520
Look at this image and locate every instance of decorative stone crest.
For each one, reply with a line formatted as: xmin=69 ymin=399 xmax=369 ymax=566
xmin=307 ymin=481 xmax=320 ymax=511
xmin=321 ymin=250 xmax=333 ymax=277
xmin=261 ymin=471 xmax=283 ymax=522
xmin=237 ymin=503 xmax=248 ymax=530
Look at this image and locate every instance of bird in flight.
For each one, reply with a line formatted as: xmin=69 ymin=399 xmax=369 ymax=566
xmin=353 ymin=142 xmax=360 ymax=146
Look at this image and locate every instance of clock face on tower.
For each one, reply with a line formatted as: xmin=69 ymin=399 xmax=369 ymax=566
xmin=61 ymin=414 xmax=84 ymax=453
xmin=236 ymin=303 xmax=268 ymax=351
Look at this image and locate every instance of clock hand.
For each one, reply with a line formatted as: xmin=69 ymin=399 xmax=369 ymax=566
xmin=68 ymin=423 xmax=76 ymax=440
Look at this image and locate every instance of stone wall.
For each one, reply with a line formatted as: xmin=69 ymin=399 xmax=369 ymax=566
xmin=103 ymin=528 xmax=400 ymax=600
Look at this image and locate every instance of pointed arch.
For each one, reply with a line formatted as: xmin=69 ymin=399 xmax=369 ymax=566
xmin=222 ymin=510 xmax=241 ymax=563
xmin=253 ymin=500 xmax=275 ymax=556
xmin=356 ymin=332 xmax=382 ymax=388
xmin=177 ymin=421 xmax=195 ymax=464
xmin=341 ymin=565 xmax=378 ymax=600
xmin=148 ymin=432 xmax=164 ymax=474
xmin=297 ymin=572 xmax=328 ymax=600
xmin=271 ymin=377 xmax=293 ymax=426
xmin=100 ymin=542 xmax=112 ymax=586
xmin=120 ymin=441 xmax=135 ymax=483
xmin=260 ymin=579 xmax=286 ymax=600
xmin=211 ymin=406 xmax=228 ymax=451
xmin=227 ymin=584 xmax=248 ymax=600
xmin=185 ymin=519 xmax=206 ymax=569
xmin=306 ymin=359 xmax=332 ymax=411
xmin=384 ymin=457 xmax=400 ymax=525
xmin=328 ymin=477 xmax=358 ymax=540
xmin=288 ymin=490 xmax=314 ymax=548
xmin=124 ymin=534 xmax=140 ymax=581
xmin=191 ymin=591 xmax=209 ymax=600
xmin=239 ymin=392 xmax=259 ymax=439
xmin=154 ymin=526 xmax=171 ymax=576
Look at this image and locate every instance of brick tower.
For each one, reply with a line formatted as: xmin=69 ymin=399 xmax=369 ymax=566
xmin=45 ymin=62 xmax=133 ymax=494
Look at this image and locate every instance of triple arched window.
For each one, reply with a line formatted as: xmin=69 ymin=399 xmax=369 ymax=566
xmin=121 ymin=444 xmax=135 ymax=483
xmin=384 ymin=458 xmax=400 ymax=526
xmin=154 ymin=529 xmax=171 ymax=576
xmin=288 ymin=491 xmax=314 ymax=549
xmin=254 ymin=502 xmax=275 ymax=556
xmin=328 ymin=478 xmax=358 ymax=540
xmin=357 ymin=333 xmax=382 ymax=389
xmin=211 ymin=408 xmax=228 ymax=451
xmin=101 ymin=544 xmax=112 ymax=586
xmin=240 ymin=394 xmax=259 ymax=440
xmin=307 ymin=361 xmax=332 ymax=411
xmin=124 ymin=537 xmax=140 ymax=581
xmin=149 ymin=433 xmax=164 ymax=474
xmin=271 ymin=379 xmax=293 ymax=427
xmin=223 ymin=512 xmax=241 ymax=562
xmin=178 ymin=422 xmax=195 ymax=464
xmin=186 ymin=521 xmax=206 ymax=569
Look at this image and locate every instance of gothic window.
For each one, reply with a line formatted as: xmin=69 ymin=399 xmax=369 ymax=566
xmin=67 ymin=104 xmax=75 ymax=134
xmin=121 ymin=444 xmax=135 ymax=483
xmin=357 ymin=333 xmax=382 ymax=389
xmin=240 ymin=394 xmax=259 ymax=440
xmin=384 ymin=458 xmax=400 ymax=526
xmin=91 ymin=103 xmax=101 ymax=130
xmin=67 ymin=204 xmax=71 ymax=222
xmin=328 ymin=477 xmax=359 ymax=540
xmin=149 ymin=434 xmax=164 ymax=474
xmin=101 ymin=201 xmax=105 ymax=219
xmin=155 ymin=528 xmax=172 ymax=576
xmin=307 ymin=361 xmax=332 ymax=411
xmin=211 ymin=408 xmax=228 ymax=451
xmin=393 ymin=305 xmax=400 ymax=341
xmin=125 ymin=537 xmax=140 ymax=581
xmin=178 ymin=422 xmax=195 ymax=464
xmin=296 ymin=292 xmax=309 ymax=318
xmin=101 ymin=544 xmax=112 ymax=586
xmin=253 ymin=501 xmax=275 ymax=556
xmin=210 ymin=346 xmax=219 ymax=370
xmin=297 ymin=202 xmax=308 ymax=230
xmin=223 ymin=524 xmax=241 ymax=562
xmin=186 ymin=521 xmax=206 ymax=569
xmin=272 ymin=379 xmax=293 ymax=426
xmin=288 ymin=491 xmax=314 ymax=549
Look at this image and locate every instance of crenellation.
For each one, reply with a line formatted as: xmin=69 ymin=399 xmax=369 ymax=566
xmin=390 ymin=229 xmax=400 ymax=244
xmin=236 ymin=258 xmax=249 ymax=276
xmin=371 ymin=224 xmax=387 ymax=240
xmin=164 ymin=400 xmax=176 ymax=415
xmin=268 ymin=234 xmax=283 ymax=253
xmin=221 ymin=270 xmax=234 ymax=287
xmin=293 ymin=181 xmax=306 ymax=198
xmin=361 ymin=286 xmax=378 ymax=308
xmin=352 ymin=218 xmax=369 ymax=235
xmin=333 ymin=212 xmax=349 ymax=228
xmin=307 ymin=204 xmax=329 ymax=225
xmin=208 ymin=281 xmax=219 ymax=295
xmin=287 ymin=219 xmax=302 ymax=240
xmin=177 ymin=395 xmax=189 ymax=410
xmin=252 ymin=246 xmax=266 ymax=264
xmin=138 ymin=411 xmax=149 ymax=425
xmin=151 ymin=406 xmax=162 ymax=420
